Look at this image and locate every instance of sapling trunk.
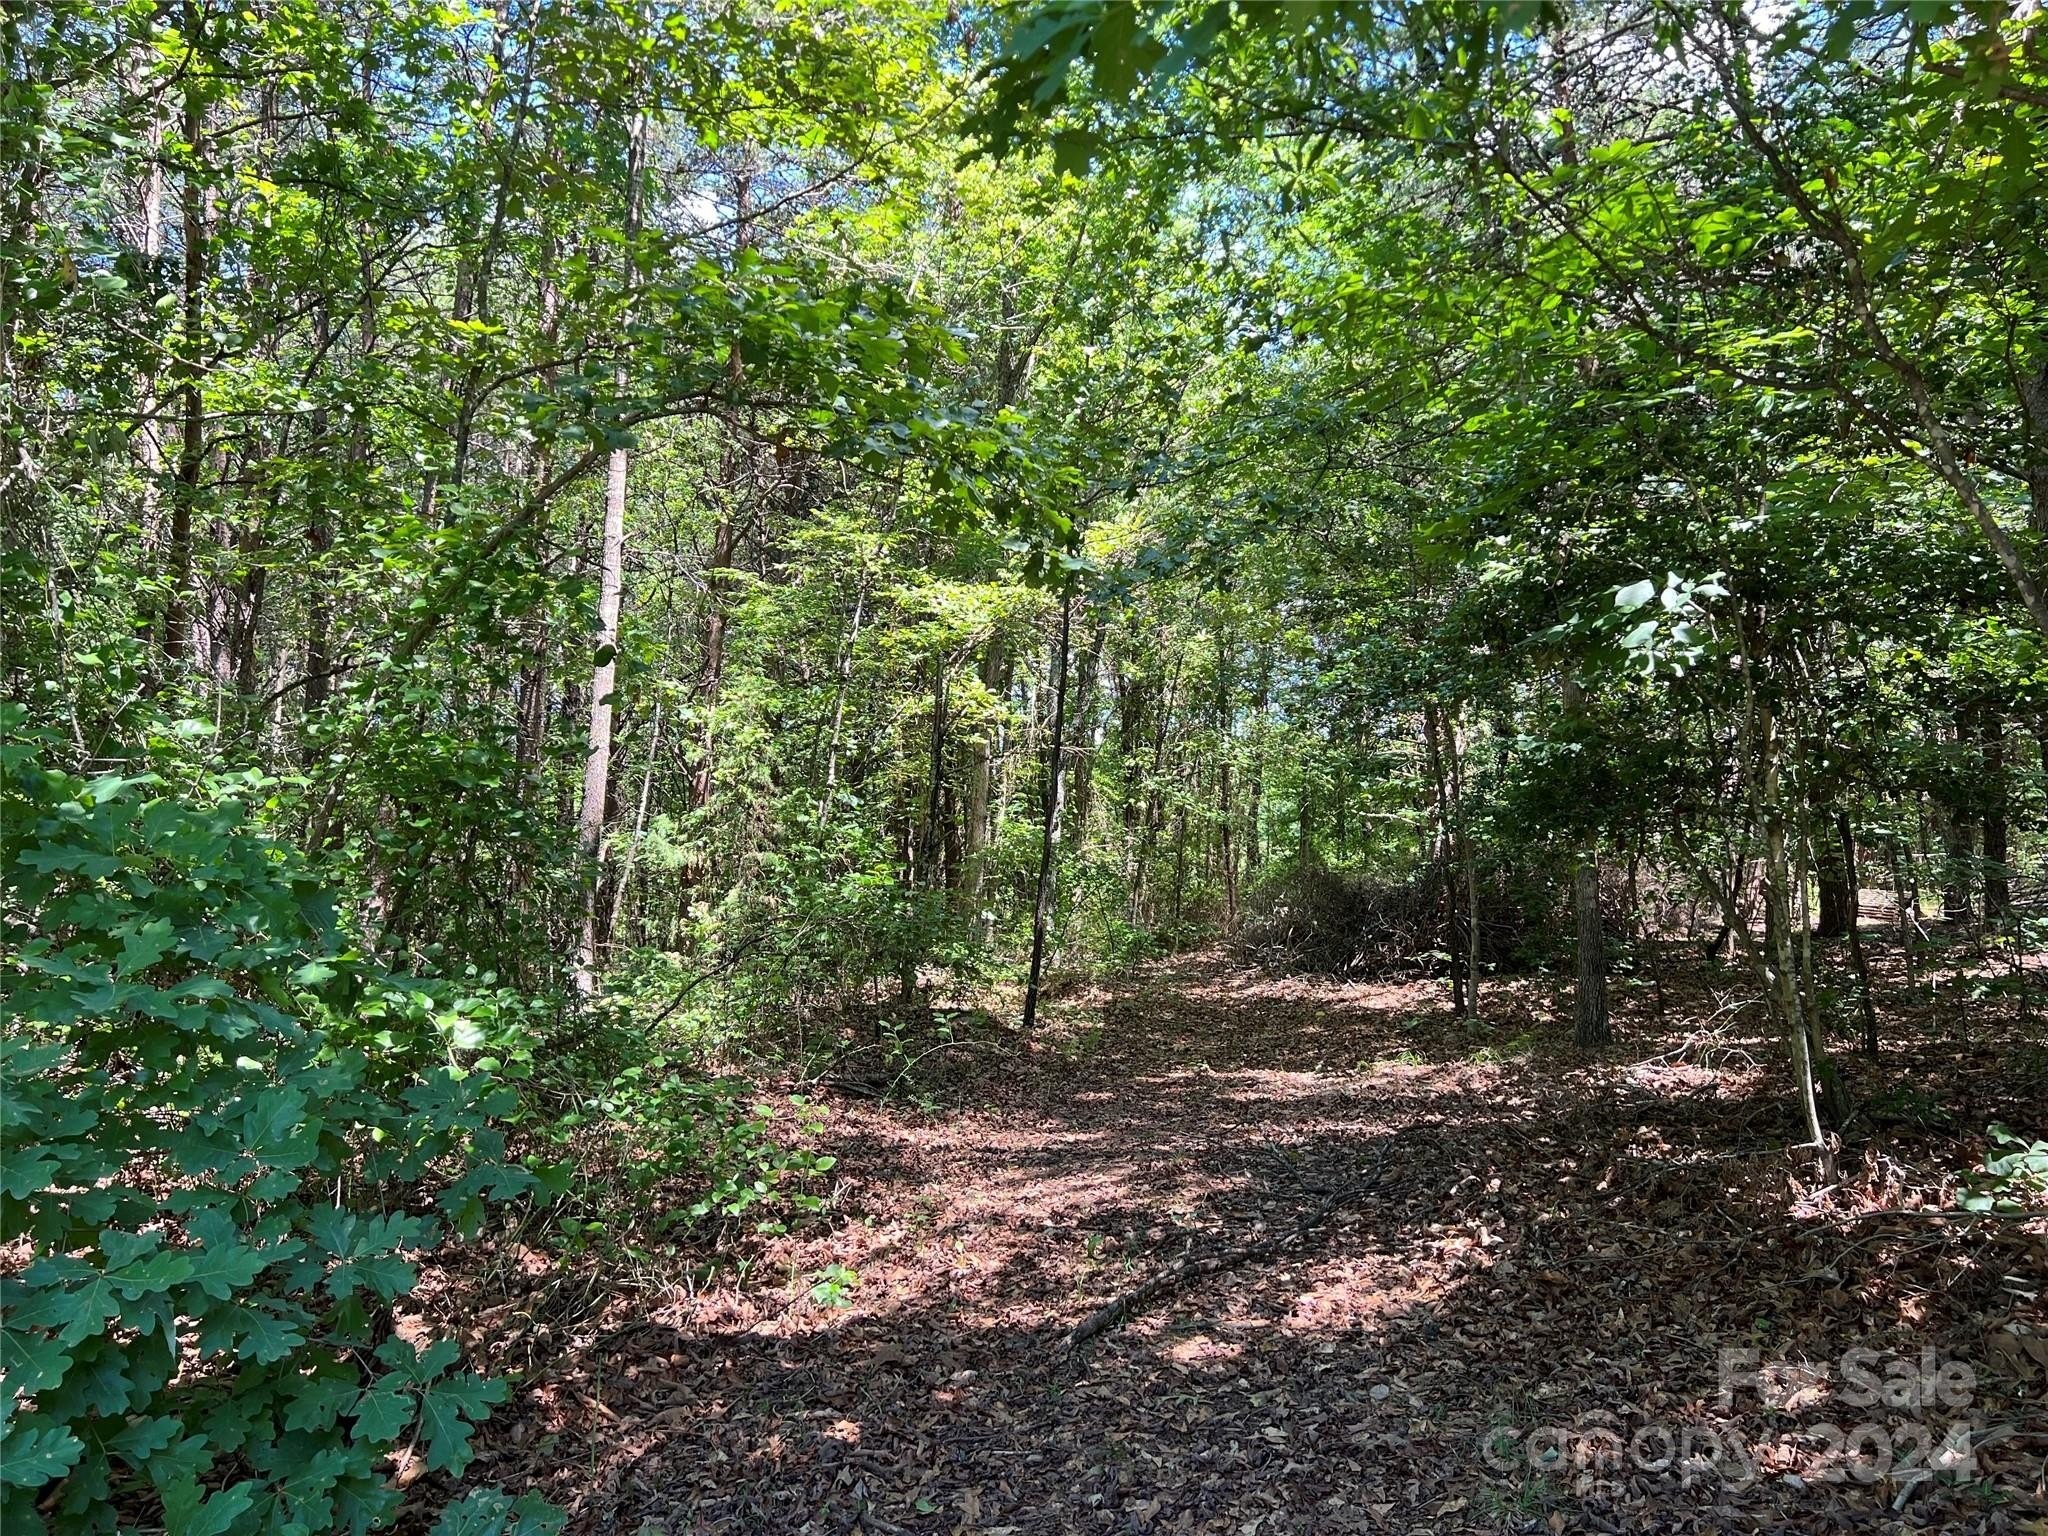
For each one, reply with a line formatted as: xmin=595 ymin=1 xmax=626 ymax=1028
xmin=1022 ymin=591 xmax=1072 ymax=1031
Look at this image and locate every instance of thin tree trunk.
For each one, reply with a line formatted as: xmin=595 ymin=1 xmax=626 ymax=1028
xmin=233 ymin=544 xmax=265 ymax=697
xmin=1757 ymin=702 xmax=1829 ymax=1151
xmin=922 ymin=648 xmax=950 ymax=889
xmin=689 ymin=167 xmax=754 ymax=817
xmin=572 ymin=110 xmax=644 ymax=996
xmin=609 ymin=698 xmax=663 ymax=946
xmin=2019 ymin=358 xmax=2048 ymax=537
xmin=960 ymin=287 xmax=1029 ymax=902
xmin=817 ymin=558 xmax=869 ymax=827
xmin=1245 ymin=645 xmax=1270 ymax=879
xmin=1421 ymin=702 xmax=1463 ymax=1014
xmin=1795 ymin=801 xmax=1818 ymax=1025
xmin=1065 ymin=618 xmax=1105 ymax=851
xmin=1814 ymin=802 xmax=1853 ymax=938
xmin=1450 ymin=709 xmax=1479 ymax=1018
xmin=515 ymin=253 xmax=563 ymax=783
xmin=1890 ymin=824 xmax=1917 ymax=986
xmin=960 ymin=625 xmax=1005 ymax=899
xmin=303 ymin=303 xmax=335 ymax=731
xmin=1838 ymin=811 xmax=1879 ymax=1057
xmin=164 ymin=0 xmax=209 ymax=673
xmin=1562 ymin=673 xmax=1608 ymax=1045
xmin=573 ymin=441 xmax=630 ymax=993
xmin=133 ymin=42 xmax=167 ymax=545
xmin=1169 ymin=808 xmax=1187 ymax=935
xmin=1941 ymin=807 xmax=1974 ymax=926
xmin=1021 ymin=592 xmax=1072 ymax=1030
xmin=1940 ymin=706 xmax=1977 ymax=925
xmin=1134 ymin=651 xmax=1180 ymax=926
xmin=1215 ymin=628 xmax=1237 ymax=931
xmin=1721 ymin=615 xmax=1846 ymax=1144
xmin=1982 ymin=706 xmax=2010 ymax=921
xmin=691 ymin=507 xmax=738 ymax=812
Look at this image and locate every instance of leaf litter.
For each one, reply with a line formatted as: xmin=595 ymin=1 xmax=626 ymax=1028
xmin=410 ymin=946 xmax=2047 ymax=1534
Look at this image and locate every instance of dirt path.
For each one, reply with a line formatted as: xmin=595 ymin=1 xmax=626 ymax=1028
xmin=463 ymin=952 xmax=2046 ymax=1534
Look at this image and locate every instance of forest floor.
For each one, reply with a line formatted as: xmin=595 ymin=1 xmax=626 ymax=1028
xmin=426 ymin=946 xmax=2048 ymax=1535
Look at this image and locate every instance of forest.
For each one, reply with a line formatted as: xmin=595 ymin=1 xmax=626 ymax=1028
xmin=4 ymin=0 xmax=2047 ymax=1531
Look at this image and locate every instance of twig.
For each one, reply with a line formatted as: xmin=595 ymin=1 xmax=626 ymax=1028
xmin=1057 ymin=1144 xmax=1392 ymax=1356
xmin=1813 ymin=1206 xmax=2046 ymax=1227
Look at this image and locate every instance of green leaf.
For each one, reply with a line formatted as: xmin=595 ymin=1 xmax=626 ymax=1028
xmin=107 ymin=1251 xmax=194 ymax=1297
xmin=107 ymin=1415 xmax=182 ymax=1462
xmin=1 ymin=1152 xmax=60 ymax=1201
xmin=416 ymin=1373 xmax=505 ymax=1474
xmin=116 ymin=918 xmax=179 ymax=973
xmin=282 ymin=1366 xmax=361 ymax=1434
xmin=184 ymin=1239 xmax=271 ymax=1302
xmin=349 ymin=1386 xmax=415 ymax=1446
xmin=429 ymin=1489 xmax=565 ymax=1536
xmin=0 ymin=1421 xmax=84 ymax=1487
xmin=163 ymin=1477 xmax=257 ymax=1536
xmin=0 ymin=1330 xmax=72 ymax=1394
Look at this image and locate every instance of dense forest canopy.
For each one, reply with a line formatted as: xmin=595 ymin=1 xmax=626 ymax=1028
xmin=4 ymin=2 xmax=2047 ymax=1533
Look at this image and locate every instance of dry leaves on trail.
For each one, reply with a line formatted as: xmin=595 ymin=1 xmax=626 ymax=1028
xmin=417 ymin=947 xmax=2047 ymax=1535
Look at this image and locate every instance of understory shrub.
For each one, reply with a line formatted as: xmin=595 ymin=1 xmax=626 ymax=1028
xmin=0 ymin=709 xmax=558 ymax=1536
xmin=509 ymin=955 xmax=840 ymax=1248
xmin=700 ymin=821 xmax=987 ymax=1016
xmin=1960 ymin=1125 xmax=2048 ymax=1213
xmin=548 ymin=1065 xmax=835 ymax=1245
xmin=1237 ymin=859 xmax=1560 ymax=979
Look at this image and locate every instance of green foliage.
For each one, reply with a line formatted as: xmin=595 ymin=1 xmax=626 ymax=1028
xmin=805 ymin=1264 xmax=861 ymax=1310
xmin=428 ymin=1489 xmax=563 ymax=1536
xmin=0 ymin=706 xmax=546 ymax=1536
xmin=551 ymin=1063 xmax=834 ymax=1240
xmin=1958 ymin=1126 xmax=2048 ymax=1215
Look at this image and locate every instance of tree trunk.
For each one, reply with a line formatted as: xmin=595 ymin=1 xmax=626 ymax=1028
xmin=1135 ymin=652 xmax=1179 ymax=928
xmin=1714 ymin=618 xmax=1847 ymax=1142
xmin=1756 ymin=703 xmax=1830 ymax=1149
xmin=133 ymin=40 xmax=167 ymax=546
xmin=1215 ymin=629 xmax=1237 ymax=931
xmin=1572 ymin=855 xmax=1606 ymax=1045
xmin=1890 ymin=827 xmax=1917 ymax=987
xmin=1065 ymin=618 xmax=1105 ymax=851
xmin=1941 ymin=807 xmax=1975 ymax=924
xmin=164 ymin=0 xmax=209 ymax=673
xmin=2020 ymin=358 xmax=2048 ymax=537
xmin=922 ymin=648 xmax=951 ymax=889
xmin=1021 ymin=592 xmax=1072 ymax=1030
xmin=960 ymin=626 xmax=1006 ymax=901
xmin=1421 ymin=702 xmax=1466 ymax=1015
xmin=960 ymin=286 xmax=1029 ymax=904
xmin=1245 ymin=645 xmax=1270 ymax=879
xmin=232 ymin=544 xmax=265 ymax=697
xmin=572 ymin=111 xmax=643 ymax=996
xmin=818 ymin=562 xmax=870 ymax=827
xmin=573 ymin=441 xmax=630 ymax=993
xmin=1981 ymin=706 xmax=2010 ymax=921
xmin=1814 ymin=810 xmax=1853 ymax=938
xmin=1562 ymin=674 xmax=1608 ymax=1045
xmin=515 ymin=254 xmax=563 ymax=785
xmin=1838 ymin=811 xmax=1879 ymax=1057
xmin=609 ymin=698 xmax=663 ymax=948
xmin=689 ymin=168 xmax=753 ymax=818
xmin=1451 ymin=711 xmax=1480 ymax=1018
xmin=303 ymin=300 xmax=335 ymax=731
xmin=691 ymin=506 xmax=739 ymax=813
